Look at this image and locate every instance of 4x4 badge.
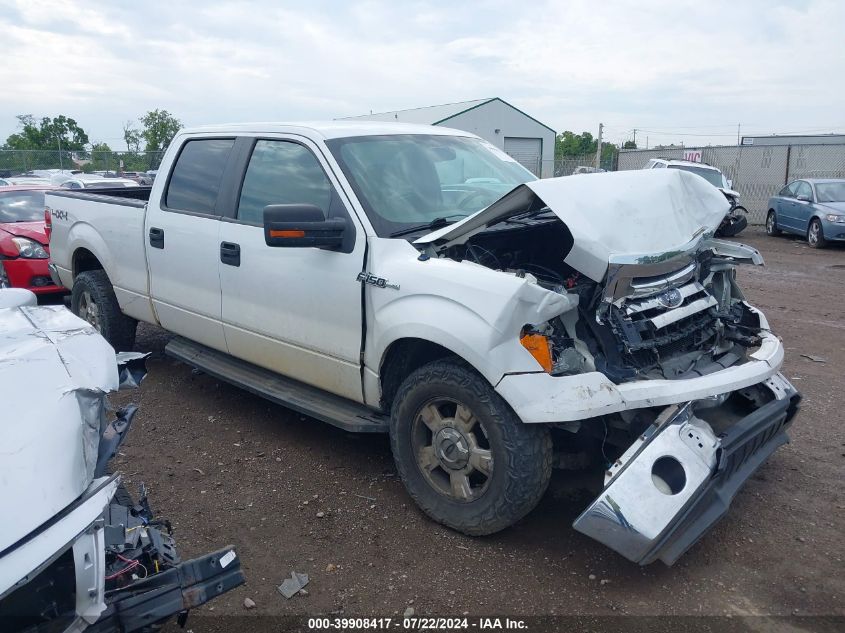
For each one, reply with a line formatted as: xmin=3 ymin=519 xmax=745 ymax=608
xmin=357 ymin=271 xmax=400 ymax=291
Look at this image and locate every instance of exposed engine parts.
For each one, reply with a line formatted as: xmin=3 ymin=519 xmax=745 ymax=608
xmin=447 ymin=215 xmax=767 ymax=384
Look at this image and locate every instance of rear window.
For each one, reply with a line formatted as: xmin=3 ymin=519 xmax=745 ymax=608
xmin=165 ymin=139 xmax=234 ymax=214
xmin=0 ymin=190 xmax=46 ymax=223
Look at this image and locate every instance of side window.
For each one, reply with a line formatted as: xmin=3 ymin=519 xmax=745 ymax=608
xmin=778 ymin=184 xmax=793 ymax=196
xmin=786 ymin=181 xmax=801 ymax=197
xmin=165 ymin=138 xmax=235 ymax=214
xmin=796 ymin=181 xmax=813 ymax=200
xmin=236 ymin=140 xmax=332 ymax=225
xmin=653 ymin=161 xmax=666 ymax=168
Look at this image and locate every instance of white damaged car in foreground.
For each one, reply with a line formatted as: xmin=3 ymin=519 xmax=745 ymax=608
xmin=0 ymin=289 xmax=243 ymax=632
xmin=46 ymin=123 xmax=800 ymax=566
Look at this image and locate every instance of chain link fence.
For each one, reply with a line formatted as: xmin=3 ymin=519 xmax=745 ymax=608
xmin=616 ymin=144 xmax=845 ymax=224
xmin=0 ymin=150 xmax=166 ymax=177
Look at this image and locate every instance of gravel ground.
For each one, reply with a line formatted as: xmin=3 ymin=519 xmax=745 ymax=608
xmin=109 ymin=227 xmax=844 ymax=627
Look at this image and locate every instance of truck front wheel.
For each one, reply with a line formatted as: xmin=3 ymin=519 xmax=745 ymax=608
xmin=389 ymin=359 xmax=552 ymax=536
xmin=71 ymin=270 xmax=137 ymax=351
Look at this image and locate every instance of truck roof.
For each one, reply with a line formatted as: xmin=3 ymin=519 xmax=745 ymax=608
xmin=182 ymin=120 xmax=476 ymax=140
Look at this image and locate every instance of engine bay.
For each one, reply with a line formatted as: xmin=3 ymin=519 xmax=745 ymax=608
xmin=443 ymin=216 xmax=767 ymax=384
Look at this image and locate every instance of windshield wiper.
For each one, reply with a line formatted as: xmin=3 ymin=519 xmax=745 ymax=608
xmin=503 ymin=207 xmax=555 ymax=225
xmin=389 ymin=214 xmax=468 ymax=238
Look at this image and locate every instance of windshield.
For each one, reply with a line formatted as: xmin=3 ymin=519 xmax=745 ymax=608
xmin=815 ymin=182 xmax=845 ymax=203
xmin=0 ymin=190 xmax=46 ymax=223
xmin=668 ymin=164 xmax=725 ymax=188
xmin=326 ymin=134 xmax=536 ymax=237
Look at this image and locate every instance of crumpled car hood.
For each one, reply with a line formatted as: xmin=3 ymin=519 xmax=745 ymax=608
xmin=416 ymin=169 xmax=730 ymax=282
xmin=0 ymin=220 xmax=49 ymax=244
xmin=0 ymin=301 xmax=119 ymax=553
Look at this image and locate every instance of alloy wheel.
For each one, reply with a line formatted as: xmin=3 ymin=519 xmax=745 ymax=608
xmin=77 ymin=290 xmax=101 ymax=331
xmin=412 ymin=398 xmax=493 ymax=502
xmin=809 ymin=221 xmax=819 ymax=246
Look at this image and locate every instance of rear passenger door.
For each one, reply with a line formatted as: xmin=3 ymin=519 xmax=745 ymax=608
xmin=217 ymin=136 xmax=366 ymax=402
xmin=777 ymin=181 xmax=800 ymax=231
xmin=145 ymin=137 xmax=237 ymax=352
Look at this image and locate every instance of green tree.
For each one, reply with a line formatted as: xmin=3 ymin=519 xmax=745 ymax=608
xmin=622 ymin=140 xmax=637 ymax=150
xmin=123 ymin=121 xmax=142 ymax=154
xmin=554 ymin=130 xmax=619 ymax=170
xmin=555 ymin=130 xmax=597 ymax=159
xmin=4 ymin=114 xmax=89 ymax=151
xmin=139 ymin=109 xmax=182 ymax=153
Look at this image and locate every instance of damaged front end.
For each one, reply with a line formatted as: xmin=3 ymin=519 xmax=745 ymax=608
xmin=415 ymin=169 xmax=800 ymax=563
xmin=587 ymin=236 xmax=769 ymax=384
xmin=573 ymin=375 xmax=800 ymax=565
xmin=0 ymin=292 xmax=244 ymax=632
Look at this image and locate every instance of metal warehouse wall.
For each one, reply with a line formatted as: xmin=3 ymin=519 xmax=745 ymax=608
xmin=617 ymin=144 xmax=845 ymax=224
xmin=441 ymin=100 xmax=556 ymax=178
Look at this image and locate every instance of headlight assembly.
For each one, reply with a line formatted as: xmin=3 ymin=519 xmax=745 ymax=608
xmin=825 ymin=214 xmax=845 ymax=224
xmin=11 ymin=236 xmax=48 ymax=259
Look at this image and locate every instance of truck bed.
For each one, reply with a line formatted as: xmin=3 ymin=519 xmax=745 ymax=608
xmin=46 ymin=187 xmax=155 ymax=324
xmin=46 ymin=186 xmax=152 ymax=206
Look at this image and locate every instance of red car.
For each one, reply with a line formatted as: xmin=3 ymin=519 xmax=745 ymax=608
xmin=0 ymin=186 xmax=67 ymax=297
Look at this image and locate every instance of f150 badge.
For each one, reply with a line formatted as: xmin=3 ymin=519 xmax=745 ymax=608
xmin=357 ymin=271 xmax=400 ymax=291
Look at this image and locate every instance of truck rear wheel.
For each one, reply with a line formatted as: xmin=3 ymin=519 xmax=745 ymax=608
xmin=71 ymin=270 xmax=137 ymax=351
xmin=389 ymin=359 xmax=552 ymax=536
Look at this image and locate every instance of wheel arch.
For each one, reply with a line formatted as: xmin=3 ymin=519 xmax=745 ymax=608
xmin=72 ymin=246 xmax=104 ymax=278
xmin=378 ymin=338 xmax=459 ymax=412
xmin=68 ymin=224 xmax=112 ymax=281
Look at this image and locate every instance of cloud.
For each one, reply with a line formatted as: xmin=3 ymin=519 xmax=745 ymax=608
xmin=0 ymin=0 xmax=842 ymax=147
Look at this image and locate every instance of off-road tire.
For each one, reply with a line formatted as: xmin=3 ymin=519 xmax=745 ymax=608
xmin=807 ymin=218 xmax=828 ymax=249
xmin=389 ymin=359 xmax=552 ymax=536
xmin=71 ymin=270 xmax=137 ymax=350
xmin=766 ymin=211 xmax=781 ymax=236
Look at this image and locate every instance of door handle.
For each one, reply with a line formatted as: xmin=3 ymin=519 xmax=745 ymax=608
xmin=149 ymin=227 xmax=164 ymax=249
xmin=220 ymin=241 xmax=241 ymax=267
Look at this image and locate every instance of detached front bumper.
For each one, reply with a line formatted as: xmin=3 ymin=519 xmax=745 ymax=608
xmin=573 ymin=373 xmax=800 ymax=565
xmin=496 ymin=330 xmax=784 ymax=423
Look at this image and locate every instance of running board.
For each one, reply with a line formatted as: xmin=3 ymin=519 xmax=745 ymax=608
xmin=165 ymin=337 xmax=389 ymax=433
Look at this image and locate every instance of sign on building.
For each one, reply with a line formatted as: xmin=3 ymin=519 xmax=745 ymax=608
xmin=683 ymin=150 xmax=703 ymax=163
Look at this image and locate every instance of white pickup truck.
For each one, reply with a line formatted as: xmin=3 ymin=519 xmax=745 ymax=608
xmin=46 ymin=122 xmax=800 ymax=565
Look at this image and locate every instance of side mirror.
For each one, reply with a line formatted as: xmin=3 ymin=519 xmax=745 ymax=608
xmin=796 ymin=194 xmax=811 ymax=203
xmin=726 ymin=179 xmax=733 ymax=189
xmin=263 ymin=204 xmax=345 ymax=249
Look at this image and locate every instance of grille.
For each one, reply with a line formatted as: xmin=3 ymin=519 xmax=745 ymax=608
xmin=611 ymin=282 xmax=719 ymax=366
xmin=722 ymin=413 xmax=788 ymax=480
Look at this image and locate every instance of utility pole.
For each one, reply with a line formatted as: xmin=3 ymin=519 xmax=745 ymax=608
xmin=632 ymin=128 xmax=637 ymax=147
xmin=737 ymin=123 xmax=741 ymax=146
xmin=595 ymin=122 xmax=603 ymax=169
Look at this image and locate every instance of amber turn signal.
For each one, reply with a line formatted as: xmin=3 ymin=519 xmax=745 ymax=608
xmin=269 ymin=229 xmax=306 ymax=238
xmin=520 ymin=333 xmax=553 ymax=373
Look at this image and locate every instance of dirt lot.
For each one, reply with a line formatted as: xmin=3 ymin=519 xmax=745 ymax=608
xmin=110 ymin=228 xmax=844 ymax=626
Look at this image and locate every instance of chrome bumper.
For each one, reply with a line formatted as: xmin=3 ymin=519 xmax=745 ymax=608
xmin=573 ymin=373 xmax=800 ymax=565
xmin=47 ymin=262 xmax=63 ymax=288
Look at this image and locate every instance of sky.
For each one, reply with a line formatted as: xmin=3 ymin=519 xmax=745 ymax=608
xmin=1 ymin=0 xmax=843 ymax=149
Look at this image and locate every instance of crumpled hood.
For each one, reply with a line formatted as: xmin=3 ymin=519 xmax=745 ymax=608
xmin=0 ymin=302 xmax=119 ymax=553
xmin=0 ymin=220 xmax=48 ymax=244
xmin=416 ymin=169 xmax=730 ymax=282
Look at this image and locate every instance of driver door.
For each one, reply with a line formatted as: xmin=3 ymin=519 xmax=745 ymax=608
xmin=217 ymin=136 xmax=366 ymax=402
